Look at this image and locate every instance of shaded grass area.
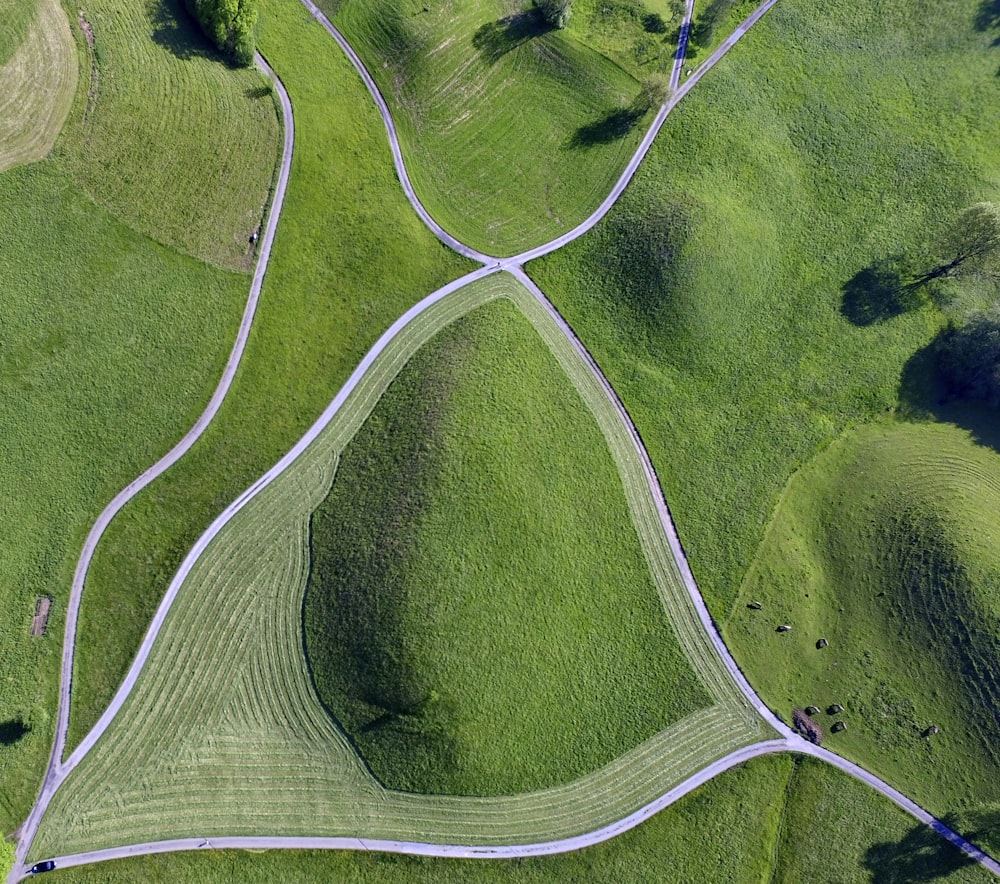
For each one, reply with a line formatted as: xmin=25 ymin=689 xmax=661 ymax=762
xmin=67 ymin=0 xmax=472 ymax=754
xmin=529 ymin=0 xmax=1000 ymax=619
xmin=53 ymin=0 xmax=279 ymax=269
xmin=329 ymin=0 xmax=648 ymax=255
xmin=304 ymin=298 xmax=708 ymax=796
xmin=44 ymin=755 xmax=993 ymax=882
xmin=0 ymin=160 xmax=249 ymax=832
xmin=726 ymin=420 xmax=1000 ymax=850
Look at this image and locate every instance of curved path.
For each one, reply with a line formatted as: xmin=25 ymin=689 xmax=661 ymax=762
xmin=13 ymin=0 xmax=1000 ymax=879
xmin=10 ymin=53 xmax=295 ymax=881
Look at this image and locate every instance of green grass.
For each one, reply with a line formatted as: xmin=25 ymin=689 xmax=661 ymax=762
xmin=0 ymin=0 xmax=284 ymax=835
xmin=35 ymin=274 xmax=764 ymax=860
xmin=726 ymin=419 xmax=1000 ymax=851
xmin=67 ymin=0 xmax=473 ymax=755
xmin=0 ymin=0 xmax=76 ymax=172
xmin=43 ymin=755 xmax=994 ymax=882
xmin=53 ymin=0 xmax=280 ymax=270
xmin=304 ymin=297 xmax=708 ymax=796
xmin=329 ymin=0 xmax=656 ymax=255
xmin=529 ymin=0 xmax=1000 ymax=620
xmin=0 ymin=0 xmax=38 ymax=66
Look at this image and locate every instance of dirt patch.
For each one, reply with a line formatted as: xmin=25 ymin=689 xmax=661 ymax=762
xmin=77 ymin=11 xmax=100 ymax=131
xmin=792 ymin=708 xmax=824 ymax=745
xmin=31 ymin=596 xmax=52 ymax=637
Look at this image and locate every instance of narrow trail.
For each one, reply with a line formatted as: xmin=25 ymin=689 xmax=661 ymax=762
xmin=13 ymin=0 xmax=1000 ymax=879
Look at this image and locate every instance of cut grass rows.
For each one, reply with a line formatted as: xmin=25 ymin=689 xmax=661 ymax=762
xmin=67 ymin=0 xmax=472 ymax=754
xmin=329 ymin=0 xmax=649 ymax=255
xmin=726 ymin=420 xmax=1000 ymax=851
xmin=0 ymin=0 xmax=76 ymax=172
xmin=34 ymin=274 xmax=765 ymax=861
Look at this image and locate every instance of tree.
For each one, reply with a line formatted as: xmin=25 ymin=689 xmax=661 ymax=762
xmin=922 ymin=202 xmax=1000 ymax=285
xmin=936 ymin=308 xmax=1000 ymax=406
xmin=184 ymin=0 xmax=258 ymax=66
xmin=534 ymin=0 xmax=574 ymax=28
xmin=631 ymin=74 xmax=671 ymax=116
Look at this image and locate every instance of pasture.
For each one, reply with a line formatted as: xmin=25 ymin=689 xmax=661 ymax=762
xmin=0 ymin=0 xmax=282 ymax=834
xmin=33 ymin=274 xmax=764 ymax=860
xmin=0 ymin=0 xmax=76 ymax=172
xmin=304 ymin=296 xmax=708 ymax=796
xmin=727 ymin=420 xmax=1000 ymax=852
xmin=330 ymin=0 xmax=654 ymax=255
xmin=529 ymin=0 xmax=1000 ymax=618
xmin=41 ymin=755 xmax=992 ymax=882
xmin=67 ymin=0 xmax=472 ymax=754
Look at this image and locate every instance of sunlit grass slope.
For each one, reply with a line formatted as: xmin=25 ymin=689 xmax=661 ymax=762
xmin=727 ymin=420 xmax=1000 ymax=849
xmin=304 ymin=297 xmax=708 ymax=796
xmin=36 ymin=275 xmax=761 ymax=860
xmin=53 ymin=0 xmax=279 ymax=269
xmin=330 ymin=0 xmax=652 ymax=255
xmin=68 ymin=0 xmax=473 ymax=753
xmin=44 ymin=755 xmax=993 ymax=882
xmin=530 ymin=0 xmax=1000 ymax=616
xmin=0 ymin=0 xmax=76 ymax=172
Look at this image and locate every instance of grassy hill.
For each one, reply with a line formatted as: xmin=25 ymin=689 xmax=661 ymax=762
xmin=726 ymin=419 xmax=1000 ymax=849
xmin=304 ymin=297 xmax=708 ymax=796
xmin=330 ymin=0 xmax=671 ymax=255
xmin=42 ymin=754 xmax=994 ymax=882
xmin=530 ymin=0 xmax=1000 ymax=618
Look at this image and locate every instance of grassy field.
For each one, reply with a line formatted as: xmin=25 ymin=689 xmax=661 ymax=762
xmin=329 ymin=0 xmax=658 ymax=255
xmin=726 ymin=419 xmax=1000 ymax=851
xmin=0 ymin=0 xmax=76 ymax=172
xmin=529 ymin=0 xmax=1000 ymax=620
xmin=67 ymin=0 xmax=472 ymax=754
xmin=42 ymin=755 xmax=994 ymax=882
xmin=0 ymin=0 xmax=283 ymax=836
xmin=35 ymin=274 xmax=765 ymax=859
xmin=53 ymin=0 xmax=280 ymax=269
xmin=304 ymin=296 xmax=708 ymax=796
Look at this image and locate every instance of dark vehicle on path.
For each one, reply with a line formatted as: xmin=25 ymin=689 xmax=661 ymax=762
xmin=29 ymin=861 xmax=56 ymax=874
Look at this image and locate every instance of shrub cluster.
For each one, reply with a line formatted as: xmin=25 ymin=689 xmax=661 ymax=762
xmin=184 ymin=0 xmax=258 ymax=66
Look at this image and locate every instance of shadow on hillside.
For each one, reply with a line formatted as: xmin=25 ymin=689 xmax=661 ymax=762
xmin=472 ymin=10 xmax=551 ymax=64
xmin=570 ymin=107 xmax=643 ymax=148
xmin=898 ymin=337 xmax=1000 ymax=454
xmin=840 ymin=257 xmax=927 ymax=326
xmin=864 ymin=816 xmax=977 ymax=882
xmin=150 ymin=0 xmax=220 ymax=63
xmin=977 ymin=0 xmax=1000 ymax=35
xmin=0 ymin=719 xmax=29 ymax=746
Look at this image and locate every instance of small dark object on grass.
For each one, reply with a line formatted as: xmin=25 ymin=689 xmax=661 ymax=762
xmin=925 ymin=725 xmax=940 ymax=737
xmin=805 ymin=705 xmax=820 ymax=715
xmin=829 ymin=703 xmax=844 ymax=714
xmin=832 ymin=720 xmax=847 ymax=733
xmin=748 ymin=600 xmax=762 ymax=610
xmin=776 ymin=624 xmax=791 ymax=632
xmin=250 ymin=230 xmax=259 ymax=244
xmin=817 ymin=637 xmax=829 ymax=649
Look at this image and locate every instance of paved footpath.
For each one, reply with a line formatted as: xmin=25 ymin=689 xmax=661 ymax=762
xmin=11 ymin=0 xmax=1000 ymax=878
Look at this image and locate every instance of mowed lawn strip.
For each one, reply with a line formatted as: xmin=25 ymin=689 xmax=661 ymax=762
xmin=329 ymin=0 xmax=649 ymax=256
xmin=41 ymin=755 xmax=994 ymax=882
xmin=36 ymin=275 xmax=755 ymax=859
xmin=529 ymin=0 xmax=1000 ymax=617
xmin=304 ymin=297 xmax=709 ymax=796
xmin=0 ymin=0 xmax=39 ymax=65
xmin=68 ymin=0 xmax=473 ymax=752
xmin=727 ymin=420 xmax=1000 ymax=847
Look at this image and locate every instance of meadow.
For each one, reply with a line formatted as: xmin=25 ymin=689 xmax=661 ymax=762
xmin=726 ymin=420 xmax=1000 ymax=852
xmin=34 ymin=274 xmax=764 ymax=860
xmin=530 ymin=0 xmax=1000 ymax=618
xmin=329 ymin=0 xmax=661 ymax=255
xmin=0 ymin=0 xmax=280 ymax=828
xmin=67 ymin=0 xmax=472 ymax=754
xmin=41 ymin=755 xmax=993 ymax=882
xmin=304 ymin=296 xmax=708 ymax=796
xmin=0 ymin=0 xmax=39 ymax=65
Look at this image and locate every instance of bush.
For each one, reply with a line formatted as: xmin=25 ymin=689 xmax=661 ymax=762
xmin=936 ymin=309 xmax=1000 ymax=407
xmin=534 ymin=0 xmax=574 ymax=28
xmin=0 ymin=839 xmax=14 ymax=879
xmin=184 ymin=0 xmax=258 ymax=66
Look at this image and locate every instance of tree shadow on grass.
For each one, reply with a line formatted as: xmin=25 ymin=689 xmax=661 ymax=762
xmin=472 ymin=10 xmax=551 ymax=64
xmin=840 ymin=257 xmax=928 ymax=326
xmin=570 ymin=107 xmax=643 ymax=148
xmin=149 ymin=0 xmax=220 ymax=63
xmin=0 ymin=719 xmax=29 ymax=745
